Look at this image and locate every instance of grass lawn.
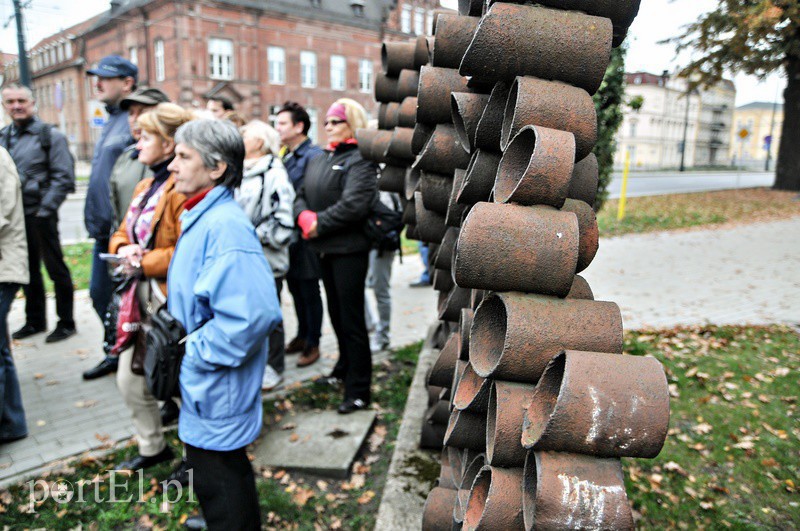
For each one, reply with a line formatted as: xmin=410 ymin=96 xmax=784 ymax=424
xmin=598 ymin=188 xmax=800 ymax=236
xmin=0 ymin=342 xmax=422 ymax=530
xmin=42 ymin=242 xmax=93 ymax=293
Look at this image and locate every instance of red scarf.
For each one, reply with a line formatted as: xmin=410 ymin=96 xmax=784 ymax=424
xmin=184 ymin=187 xmax=214 ymax=211
xmin=325 ymin=137 xmax=358 ymax=151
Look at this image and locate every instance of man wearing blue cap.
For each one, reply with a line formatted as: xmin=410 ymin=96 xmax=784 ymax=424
xmin=82 ymin=55 xmax=138 ymax=380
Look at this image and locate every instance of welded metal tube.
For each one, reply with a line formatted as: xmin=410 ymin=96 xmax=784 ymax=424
xmin=379 ymin=165 xmax=406 ymax=194
xmin=463 ymin=465 xmax=524 ymax=530
xmin=452 ymin=92 xmax=491 ymax=154
xmin=415 ymin=191 xmax=448 ymax=244
xmin=474 ymin=81 xmax=511 ymax=152
xmin=417 ymin=66 xmax=474 ymax=124
xmin=569 ymin=153 xmax=599 ymax=206
xmin=456 ymin=150 xmax=501 ymax=206
xmin=561 ymin=198 xmax=599 ymax=273
xmin=428 ymin=331 xmax=460 ymax=388
xmin=432 ymin=15 xmax=480 ymax=69
xmin=421 ymin=172 xmax=454 ymax=215
xmin=413 ymin=123 xmax=471 ymax=175
xmin=447 ymin=168 xmax=468 ymax=227
xmin=422 ymin=486 xmax=459 ymax=531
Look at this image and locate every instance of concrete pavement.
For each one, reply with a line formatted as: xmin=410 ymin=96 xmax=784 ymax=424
xmin=3 ymin=215 xmax=800 ymax=486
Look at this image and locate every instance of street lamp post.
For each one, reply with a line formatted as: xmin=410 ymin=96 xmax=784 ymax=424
xmin=12 ymin=0 xmax=31 ymax=88
xmin=679 ymin=86 xmax=691 ymax=172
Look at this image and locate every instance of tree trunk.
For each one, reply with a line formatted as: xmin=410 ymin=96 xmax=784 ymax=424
xmin=773 ymin=53 xmax=800 ymax=191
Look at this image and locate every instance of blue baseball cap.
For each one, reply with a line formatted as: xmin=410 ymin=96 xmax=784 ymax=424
xmin=87 ymin=55 xmax=138 ymax=80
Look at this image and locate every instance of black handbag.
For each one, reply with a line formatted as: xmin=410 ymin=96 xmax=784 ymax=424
xmin=144 ymin=306 xmax=187 ymax=401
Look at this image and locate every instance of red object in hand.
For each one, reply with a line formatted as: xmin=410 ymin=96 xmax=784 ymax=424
xmin=297 ymin=210 xmax=318 ymax=239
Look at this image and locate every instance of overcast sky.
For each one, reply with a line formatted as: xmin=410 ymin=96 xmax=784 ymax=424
xmin=0 ymin=0 xmax=784 ymax=106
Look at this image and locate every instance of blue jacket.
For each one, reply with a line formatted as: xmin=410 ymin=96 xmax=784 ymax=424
xmin=84 ymin=105 xmax=133 ymax=239
xmin=283 ymin=137 xmax=323 ymax=192
xmin=167 ymin=186 xmax=281 ymax=451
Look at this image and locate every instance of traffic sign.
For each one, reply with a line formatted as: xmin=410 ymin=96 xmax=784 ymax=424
xmin=738 ymin=128 xmax=749 ymax=140
xmin=89 ymin=100 xmax=108 ymax=129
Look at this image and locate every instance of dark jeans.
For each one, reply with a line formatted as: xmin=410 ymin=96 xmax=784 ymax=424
xmin=268 ymin=277 xmax=285 ymax=374
xmin=185 ymin=443 xmax=261 ymax=530
xmin=0 ymin=283 xmax=27 ymax=439
xmin=319 ymin=251 xmax=372 ymax=403
xmin=285 ymin=276 xmax=323 ymax=348
xmin=89 ymin=237 xmax=112 ymax=322
xmin=21 ymin=215 xmax=74 ymax=329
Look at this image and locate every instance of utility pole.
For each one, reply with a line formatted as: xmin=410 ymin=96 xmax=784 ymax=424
xmin=765 ymin=84 xmax=780 ymax=172
xmin=679 ymin=86 xmax=691 ymax=172
xmin=12 ymin=0 xmax=31 ymax=87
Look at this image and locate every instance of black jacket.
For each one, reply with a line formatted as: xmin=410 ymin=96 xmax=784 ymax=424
xmin=0 ymin=117 xmax=75 ymax=218
xmin=294 ymin=143 xmax=378 ymax=256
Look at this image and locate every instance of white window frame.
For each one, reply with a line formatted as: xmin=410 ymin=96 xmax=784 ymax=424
xmin=300 ymin=51 xmax=317 ymax=88
xmin=358 ymin=59 xmax=372 ymax=93
xmin=330 ymin=55 xmax=346 ymax=91
xmin=401 ymin=5 xmax=412 ymax=33
xmin=129 ymin=46 xmax=138 ymax=66
xmin=414 ymin=8 xmax=425 ymax=36
xmin=154 ymin=39 xmax=165 ymax=82
xmin=208 ymin=37 xmax=234 ymax=81
xmin=426 ymin=11 xmax=434 ymax=35
xmin=308 ymin=108 xmax=318 ymax=143
xmin=65 ymin=42 xmax=72 ymax=60
xmin=267 ymin=46 xmax=285 ymax=85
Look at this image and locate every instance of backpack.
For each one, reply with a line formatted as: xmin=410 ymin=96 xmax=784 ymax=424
xmin=364 ymin=191 xmax=404 ymax=257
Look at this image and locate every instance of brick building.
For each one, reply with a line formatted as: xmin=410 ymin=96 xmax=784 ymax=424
xmin=4 ymin=0 xmax=443 ymax=160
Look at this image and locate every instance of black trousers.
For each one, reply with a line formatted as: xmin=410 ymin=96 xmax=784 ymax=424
xmin=285 ymin=276 xmax=323 ymax=348
xmin=268 ymin=277 xmax=284 ymax=374
xmin=21 ymin=215 xmax=74 ymax=329
xmin=185 ymin=444 xmax=261 ymax=530
xmin=319 ymin=251 xmax=372 ymax=403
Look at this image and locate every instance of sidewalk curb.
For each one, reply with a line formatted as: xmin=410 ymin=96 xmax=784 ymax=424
xmin=374 ymin=322 xmax=438 ymax=531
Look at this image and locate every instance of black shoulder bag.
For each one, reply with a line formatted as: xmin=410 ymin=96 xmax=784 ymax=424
xmin=144 ymin=306 xmax=188 ymax=401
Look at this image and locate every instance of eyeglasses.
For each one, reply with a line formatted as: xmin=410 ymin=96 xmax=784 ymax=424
xmin=325 ymin=119 xmax=346 ymax=127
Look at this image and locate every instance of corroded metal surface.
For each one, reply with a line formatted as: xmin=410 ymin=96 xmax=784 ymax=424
xmin=422 ymin=486 xmax=459 ymax=531
xmin=566 ymin=274 xmax=594 ymax=300
xmin=386 ymin=127 xmax=416 ymax=160
xmin=458 ymin=0 xmax=484 ymax=16
xmin=427 ymin=399 xmax=452 ymax=425
xmin=434 ymin=227 xmax=459 ymax=271
xmin=432 ymin=15 xmax=480 ymax=69
xmin=383 ymin=41 xmax=418 ymax=77
xmin=454 ymin=203 xmax=579 ymax=296
xmin=415 ymin=34 xmax=430 ymax=68
xmin=522 ymin=351 xmax=670 ymax=458
xmin=405 ymin=167 xmax=421 ymax=201
xmin=375 ymin=73 xmax=400 ymax=103
xmin=474 ymin=81 xmax=511 ymax=152
xmin=452 ymin=92 xmax=491 ymax=153
xmin=495 ymin=125 xmax=576 ymax=208
xmin=455 ymin=452 xmax=487 ymax=527
xmin=452 ymin=362 xmax=491 ymax=413
xmin=402 ymin=197 xmax=416 ymax=225
xmin=421 ymin=172 xmax=455 ymax=215
xmin=398 ymin=97 xmax=418 ymax=128
xmin=417 ymin=66 xmax=474 ymax=124
xmin=439 ymin=285 xmax=472 ymax=323
xmin=463 ymin=466 xmax=524 ymax=530
xmin=561 ymin=198 xmax=600 ymax=273
xmin=379 ymin=102 xmax=400 ymax=130
xmin=378 ymin=165 xmax=406 ymax=194
xmin=523 ymin=451 xmax=634 ymax=531
xmin=444 ymin=408 xmax=486 ymax=452
xmin=469 ymin=292 xmax=623 ymax=382
xmin=456 ymin=150 xmax=501 ymax=206
xmin=414 ymin=123 xmax=472 ymax=175
xmin=486 ymin=381 xmax=536 ymax=468
xmin=420 ymin=421 xmax=447 ymax=450
xmin=415 ymin=191 xmax=449 ymax=244
xmin=470 ymin=289 xmax=485 ymax=310
xmin=460 ymin=3 xmax=612 ymax=94
xmin=356 ymin=128 xmax=378 ymax=159
xmin=458 ymin=308 xmax=473 ymax=361
xmin=433 ymin=267 xmax=454 ymax=293
xmin=568 ymin=153 xmax=599 ymax=206
xmin=412 ymin=122 xmax=435 ymax=156
xmin=428 ymin=332 xmax=460 ymax=388
xmin=398 ymin=69 xmax=422 ymax=100
xmin=447 ymin=169 xmax=468 ymax=227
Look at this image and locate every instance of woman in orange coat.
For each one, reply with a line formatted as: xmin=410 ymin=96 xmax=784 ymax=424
xmin=109 ymin=103 xmax=194 ymax=473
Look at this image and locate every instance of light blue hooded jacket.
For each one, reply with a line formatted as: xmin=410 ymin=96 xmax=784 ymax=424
xmin=167 ymin=185 xmax=281 ymax=451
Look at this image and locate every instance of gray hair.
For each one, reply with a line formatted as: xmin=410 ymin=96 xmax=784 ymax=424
xmin=2 ymin=83 xmax=35 ymax=101
xmin=241 ymin=119 xmax=281 ymax=157
xmin=175 ymin=118 xmax=245 ymax=189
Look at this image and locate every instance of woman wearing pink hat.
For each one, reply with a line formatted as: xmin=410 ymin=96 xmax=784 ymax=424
xmin=293 ymin=98 xmax=378 ymax=414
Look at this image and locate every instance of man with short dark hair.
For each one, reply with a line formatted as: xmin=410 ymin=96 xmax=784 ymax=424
xmin=275 ymin=101 xmax=324 ymax=367
xmin=0 ymin=83 xmax=76 ymax=343
xmin=206 ymin=95 xmax=233 ymax=119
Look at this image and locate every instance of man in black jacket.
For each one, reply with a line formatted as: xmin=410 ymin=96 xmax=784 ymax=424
xmin=0 ymin=84 xmax=76 ymax=343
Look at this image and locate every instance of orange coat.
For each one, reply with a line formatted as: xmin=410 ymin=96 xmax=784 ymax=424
xmin=109 ymin=175 xmax=185 ymax=293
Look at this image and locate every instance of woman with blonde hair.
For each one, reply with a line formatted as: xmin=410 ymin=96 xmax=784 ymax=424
xmin=294 ymin=98 xmax=378 ymax=414
xmin=109 ymin=102 xmax=193 ymax=472
xmin=235 ymin=119 xmax=295 ymax=391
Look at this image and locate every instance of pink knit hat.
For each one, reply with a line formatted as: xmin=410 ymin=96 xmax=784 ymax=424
xmin=326 ymin=102 xmax=348 ymax=123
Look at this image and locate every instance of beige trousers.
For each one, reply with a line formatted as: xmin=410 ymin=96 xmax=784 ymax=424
xmin=116 ymin=344 xmax=166 ymax=457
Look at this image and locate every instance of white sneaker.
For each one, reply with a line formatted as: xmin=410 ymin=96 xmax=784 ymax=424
xmin=370 ymin=337 xmax=390 ymax=352
xmin=261 ymin=366 xmax=284 ymax=391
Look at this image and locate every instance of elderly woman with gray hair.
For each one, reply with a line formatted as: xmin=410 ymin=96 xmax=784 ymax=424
xmin=235 ymin=120 xmax=295 ymax=391
xmin=166 ymin=119 xmax=281 ymax=529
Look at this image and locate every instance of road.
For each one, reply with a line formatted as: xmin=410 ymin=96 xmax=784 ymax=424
xmin=57 ymin=170 xmax=777 ymax=244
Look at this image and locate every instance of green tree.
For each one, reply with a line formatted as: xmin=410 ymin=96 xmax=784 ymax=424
xmin=666 ymin=0 xmax=800 ymax=190
xmin=592 ymin=45 xmax=627 ymax=212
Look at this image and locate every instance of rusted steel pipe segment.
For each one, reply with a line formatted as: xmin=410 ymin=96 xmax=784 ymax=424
xmin=427 ymin=399 xmax=452 ymax=425
xmin=447 ymin=446 xmax=466 ymax=487
xmin=378 ymin=165 xmax=405 ymax=194
xmin=561 ymin=198 xmax=599 ymax=273
xmin=444 ymin=407 xmax=487 ymax=452
xmin=420 ymin=420 xmax=447 ymax=449
xmin=447 ymin=169 xmax=469 ymax=227
xmin=454 ymin=203 xmax=579 ymax=296
xmin=415 ymin=34 xmax=430 ymax=67
xmin=402 ymin=198 xmax=416 ymax=225
xmin=566 ymin=274 xmax=594 ymax=300
xmin=415 ymin=191 xmax=449 ymax=244
xmin=522 ymin=451 xmax=634 ymax=530
xmin=456 ymin=149 xmax=501 ymax=206
xmin=397 ymin=69 xmax=421 ymax=100
xmin=413 ymin=123 xmax=472 ymax=176
xmin=404 ymin=167 xmax=421 ymax=201
xmin=568 ymin=153 xmax=599 ymax=206
xmin=398 ymin=97 xmax=418 ymax=128
xmin=438 ymin=449 xmax=459 ymax=490
xmin=379 ymin=102 xmax=400 ymax=130
xmin=501 ymin=76 xmax=598 ymax=160
xmin=433 ymin=267 xmax=454 ymax=293
xmin=455 ymin=452 xmax=488 ymax=528
xmin=382 ymin=41 xmax=418 ymax=77
xmin=470 ymin=289 xmax=485 ymax=310
xmin=485 ymin=0 xmax=641 ymax=48
xmin=495 ymin=125 xmax=576 ymax=208
xmin=356 ymin=128 xmax=378 ymax=160
xmin=376 ymin=104 xmax=389 ymax=131
xmin=405 ymin=224 xmax=419 ymax=241
xmin=459 ymin=0 xmax=484 ymax=16
xmin=386 ymin=127 xmax=415 ymax=160
xmin=522 ymin=350 xmax=670 ymax=458
xmin=451 ymin=360 xmax=468 ymax=408
xmin=412 ymin=122 xmax=434 ymax=155
xmin=370 ymin=130 xmax=407 ymax=166
xmin=453 ymin=362 xmax=491 ymax=412
xmin=470 ymin=292 xmax=622 ymax=382
xmin=460 ymin=3 xmax=613 ymax=94
xmin=428 ymin=385 xmax=445 ymax=407
xmin=452 ymin=92 xmax=491 ymax=154
xmin=422 ymin=485 xmax=459 ymax=531
xmin=428 ymin=332 xmax=460 ymax=388
xmin=417 ymin=66 xmax=475 ymax=124
xmin=459 ymin=308 xmax=473 ymax=361
xmin=439 ymin=285 xmax=472 ymax=323
xmin=434 ymin=227 xmax=458 ymax=271
xmin=421 ymin=172 xmax=454 ymax=215
xmin=463 ymin=465 xmax=524 ymax=530
xmin=375 ymin=73 xmax=400 ymax=103
xmin=485 ymin=380 xmax=536 ymax=468
xmin=474 ymin=81 xmax=511 ymax=152
xmin=431 ymin=15 xmax=480 ymax=70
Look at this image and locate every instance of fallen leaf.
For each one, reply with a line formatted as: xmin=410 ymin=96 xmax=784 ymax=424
xmin=274 ymin=470 xmax=286 ymax=480
xmin=34 ymin=373 xmax=44 ymax=380
xmin=316 ymin=480 xmax=328 ymax=491
xmin=761 ymin=458 xmax=779 ymax=467
xmin=700 ymin=501 xmax=714 ymax=510
xmin=357 ymin=490 xmax=375 ymax=504
xmin=289 ymin=433 xmax=300 ymax=443
xmin=75 ymin=400 xmax=97 ymax=409
xmin=36 ymin=420 xmax=46 ymax=427
xmin=292 ymin=487 xmax=314 ymax=506
xmin=281 ymin=423 xmax=296 ymax=431
xmin=693 ymin=423 xmax=713 ymax=435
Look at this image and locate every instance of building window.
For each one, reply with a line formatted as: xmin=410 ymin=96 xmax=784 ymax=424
xmin=300 ymin=51 xmax=317 ymax=88
xmin=268 ymin=46 xmax=285 ymax=85
xmin=129 ymin=46 xmax=138 ymax=65
xmin=358 ymin=59 xmax=372 ymax=93
xmin=56 ymin=45 xmax=64 ymax=63
xmin=49 ymin=48 xmax=56 ymax=65
xmin=426 ymin=11 xmax=434 ymax=35
xmin=308 ymin=108 xmax=318 ymax=143
xmin=154 ymin=39 xmax=165 ymax=82
xmin=629 ymin=121 xmax=637 ymax=137
xmin=208 ymin=38 xmax=234 ymax=80
xmin=414 ymin=8 xmax=425 ymax=35
xmin=330 ymin=55 xmax=346 ymax=91
xmin=65 ymin=43 xmax=72 ymax=60
xmin=401 ymin=5 xmax=412 ymax=33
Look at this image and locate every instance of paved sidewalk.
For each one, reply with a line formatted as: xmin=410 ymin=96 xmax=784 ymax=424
xmin=3 ymin=216 xmax=799 ymax=486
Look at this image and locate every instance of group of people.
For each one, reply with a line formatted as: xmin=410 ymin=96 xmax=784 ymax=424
xmin=0 ymin=54 xmax=405 ymax=529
